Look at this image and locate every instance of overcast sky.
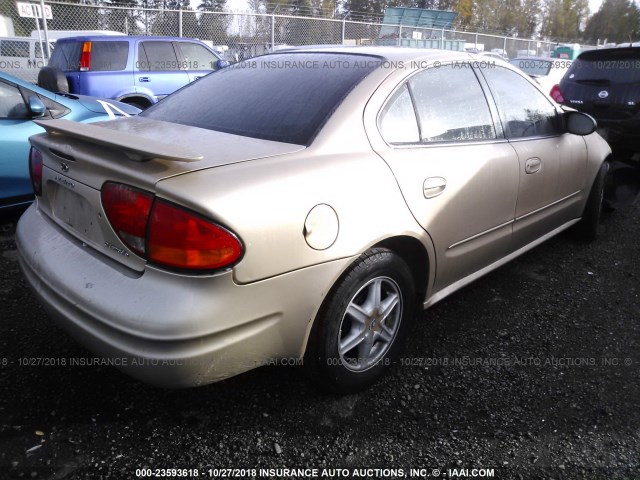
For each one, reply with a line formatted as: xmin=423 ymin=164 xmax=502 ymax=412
xmin=589 ymin=0 xmax=603 ymax=14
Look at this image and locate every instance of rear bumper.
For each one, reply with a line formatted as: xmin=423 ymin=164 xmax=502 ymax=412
xmin=16 ymin=205 xmax=350 ymax=387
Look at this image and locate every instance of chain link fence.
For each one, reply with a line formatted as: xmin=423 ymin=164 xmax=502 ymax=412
xmin=2 ymin=0 xmax=568 ymax=69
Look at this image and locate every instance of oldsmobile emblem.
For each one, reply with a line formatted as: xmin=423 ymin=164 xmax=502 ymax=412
xmin=54 ymin=175 xmax=75 ymax=189
xmin=105 ymin=241 xmax=129 ymax=257
xmin=60 ymin=162 xmax=69 ymax=172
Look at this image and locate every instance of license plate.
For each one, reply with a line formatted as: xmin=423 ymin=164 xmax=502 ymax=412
xmin=50 ymin=182 xmax=100 ymax=240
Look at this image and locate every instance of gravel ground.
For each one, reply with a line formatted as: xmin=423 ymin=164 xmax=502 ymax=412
xmin=0 ymin=203 xmax=638 ymax=480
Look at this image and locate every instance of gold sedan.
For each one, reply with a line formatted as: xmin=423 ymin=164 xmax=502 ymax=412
xmin=17 ymin=47 xmax=611 ymax=393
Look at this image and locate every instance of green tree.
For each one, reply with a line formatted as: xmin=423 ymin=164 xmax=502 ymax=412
xmin=198 ymin=0 xmax=229 ymax=44
xmin=102 ymin=0 xmax=143 ymax=35
xmin=541 ymin=0 xmax=589 ymax=40
xmin=454 ymin=0 xmax=473 ymax=27
xmin=460 ymin=0 xmax=540 ymax=36
xmin=341 ymin=0 xmax=393 ymax=21
xmin=583 ymin=0 xmax=640 ymax=44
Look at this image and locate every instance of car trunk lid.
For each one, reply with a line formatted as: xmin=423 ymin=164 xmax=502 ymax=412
xmin=30 ymin=117 xmax=304 ymax=271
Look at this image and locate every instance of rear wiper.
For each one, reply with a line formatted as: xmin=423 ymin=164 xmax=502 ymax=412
xmin=576 ymin=79 xmax=611 ymax=85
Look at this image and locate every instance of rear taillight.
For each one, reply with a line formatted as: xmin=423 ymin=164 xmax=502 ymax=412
xmin=80 ymin=41 xmax=92 ymax=71
xmin=101 ymin=182 xmax=243 ymax=272
xmin=148 ymin=200 xmax=243 ymax=271
xmin=101 ymin=183 xmax=153 ymax=256
xmin=29 ymin=147 xmax=43 ymax=196
xmin=550 ymin=84 xmax=565 ymax=104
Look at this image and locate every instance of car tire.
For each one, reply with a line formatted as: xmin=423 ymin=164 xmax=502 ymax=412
xmin=305 ymin=248 xmax=415 ymax=393
xmin=37 ymin=67 xmax=69 ymax=94
xmin=123 ymin=100 xmax=148 ymax=110
xmin=574 ymin=161 xmax=609 ymax=242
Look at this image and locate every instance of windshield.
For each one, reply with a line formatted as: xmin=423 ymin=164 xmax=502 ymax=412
xmin=143 ymin=53 xmax=384 ymax=145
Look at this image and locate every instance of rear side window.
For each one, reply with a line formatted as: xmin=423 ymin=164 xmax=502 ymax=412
xmin=35 ymin=41 xmax=46 ymax=59
xmin=567 ymin=49 xmax=640 ymax=84
xmin=138 ymin=42 xmax=179 ymax=71
xmin=143 ymin=53 xmax=383 ymax=145
xmin=409 ymin=64 xmax=496 ymax=143
xmin=379 ymin=85 xmax=420 ymax=144
xmin=177 ymin=42 xmax=219 ymax=71
xmin=90 ymin=41 xmax=128 ymax=71
xmin=0 ymin=40 xmax=29 ymax=58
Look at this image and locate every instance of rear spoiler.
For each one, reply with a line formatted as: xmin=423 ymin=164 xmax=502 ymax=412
xmin=34 ymin=119 xmax=203 ymax=162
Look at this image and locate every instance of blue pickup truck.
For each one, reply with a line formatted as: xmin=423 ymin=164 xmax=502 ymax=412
xmin=38 ymin=35 xmax=228 ymax=109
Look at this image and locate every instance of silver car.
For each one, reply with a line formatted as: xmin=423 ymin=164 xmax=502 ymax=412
xmin=17 ymin=47 xmax=611 ymax=393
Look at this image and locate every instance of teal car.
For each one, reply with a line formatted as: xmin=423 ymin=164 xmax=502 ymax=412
xmin=0 ymin=72 xmax=140 ymax=213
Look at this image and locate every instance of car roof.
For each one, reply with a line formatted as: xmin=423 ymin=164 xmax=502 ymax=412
xmin=55 ymin=35 xmax=205 ymax=42
xmin=577 ymin=46 xmax=640 ymax=58
xmin=510 ymin=56 xmax=562 ymax=61
xmin=267 ymin=46 xmax=479 ymax=63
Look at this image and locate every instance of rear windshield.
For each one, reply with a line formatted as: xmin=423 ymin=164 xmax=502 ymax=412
xmin=49 ymin=40 xmax=128 ymax=71
xmin=142 ymin=53 xmax=383 ymax=145
xmin=566 ymin=48 xmax=640 ymax=83
xmin=49 ymin=41 xmax=81 ymax=70
xmin=510 ymin=59 xmax=552 ymax=76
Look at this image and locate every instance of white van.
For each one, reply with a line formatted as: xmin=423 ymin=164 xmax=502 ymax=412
xmin=0 ymin=36 xmax=53 ymax=82
xmin=0 ymin=14 xmax=15 ymax=37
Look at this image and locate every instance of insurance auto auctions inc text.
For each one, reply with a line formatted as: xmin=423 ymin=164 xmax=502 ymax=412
xmin=197 ymin=468 xmax=496 ymax=479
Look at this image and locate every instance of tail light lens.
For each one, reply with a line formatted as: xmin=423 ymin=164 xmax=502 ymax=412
xmin=29 ymin=147 xmax=43 ymax=196
xmin=101 ymin=182 xmax=243 ymax=272
xmin=550 ymin=84 xmax=565 ymax=104
xmin=148 ymin=199 xmax=243 ymax=271
xmin=101 ymin=183 xmax=153 ymax=256
xmin=80 ymin=41 xmax=92 ymax=71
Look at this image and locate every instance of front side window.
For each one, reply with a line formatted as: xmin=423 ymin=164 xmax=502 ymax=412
xmin=409 ymin=64 xmax=496 ymax=143
xmin=177 ymin=42 xmax=219 ymax=71
xmin=481 ymin=66 xmax=561 ymax=139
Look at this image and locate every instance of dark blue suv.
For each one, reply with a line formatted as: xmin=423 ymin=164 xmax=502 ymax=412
xmin=39 ymin=36 xmax=228 ymax=109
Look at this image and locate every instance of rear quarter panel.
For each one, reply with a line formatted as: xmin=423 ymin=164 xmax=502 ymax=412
xmin=155 ymin=150 xmax=433 ymax=285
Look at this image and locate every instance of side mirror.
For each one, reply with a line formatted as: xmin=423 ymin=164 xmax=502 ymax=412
xmin=216 ymin=59 xmax=230 ymax=69
xmin=565 ymin=111 xmax=597 ymax=136
xmin=28 ymin=96 xmax=46 ymax=118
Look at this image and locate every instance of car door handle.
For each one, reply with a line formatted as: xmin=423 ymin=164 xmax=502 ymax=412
xmin=138 ymin=77 xmax=150 ymax=82
xmin=423 ymin=177 xmax=447 ymax=199
xmin=525 ymin=157 xmax=541 ymax=174
xmin=194 ymin=76 xmax=203 ymax=80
